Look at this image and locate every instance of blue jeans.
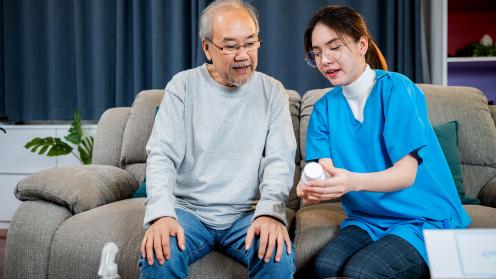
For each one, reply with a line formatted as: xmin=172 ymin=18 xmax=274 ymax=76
xmin=139 ymin=209 xmax=295 ymax=279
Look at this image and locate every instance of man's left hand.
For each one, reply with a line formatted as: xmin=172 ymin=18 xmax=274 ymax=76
xmin=245 ymin=216 xmax=292 ymax=263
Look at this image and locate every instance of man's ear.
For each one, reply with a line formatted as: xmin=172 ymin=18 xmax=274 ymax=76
xmin=202 ymin=40 xmax=213 ymax=61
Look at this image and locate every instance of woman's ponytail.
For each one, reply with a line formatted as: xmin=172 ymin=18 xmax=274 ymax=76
xmin=366 ymin=38 xmax=388 ymax=70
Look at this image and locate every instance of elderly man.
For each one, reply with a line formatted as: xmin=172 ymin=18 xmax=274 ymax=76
xmin=139 ymin=0 xmax=296 ymax=278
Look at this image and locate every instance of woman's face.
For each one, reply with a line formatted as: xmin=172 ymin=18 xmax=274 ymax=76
xmin=311 ymin=22 xmax=368 ymax=86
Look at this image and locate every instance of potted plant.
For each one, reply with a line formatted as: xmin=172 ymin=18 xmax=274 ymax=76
xmin=24 ymin=112 xmax=94 ymax=165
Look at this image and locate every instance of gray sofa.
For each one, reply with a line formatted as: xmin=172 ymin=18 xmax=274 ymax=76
xmin=5 ymin=84 xmax=496 ymax=279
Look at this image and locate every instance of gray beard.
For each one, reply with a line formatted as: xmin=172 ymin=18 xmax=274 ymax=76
xmin=227 ymin=66 xmax=252 ymax=87
xmin=228 ymin=76 xmax=249 ymax=87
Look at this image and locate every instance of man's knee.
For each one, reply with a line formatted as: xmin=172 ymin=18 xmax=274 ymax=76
xmin=139 ymin=237 xmax=189 ymax=279
xmin=248 ymin=242 xmax=295 ymax=278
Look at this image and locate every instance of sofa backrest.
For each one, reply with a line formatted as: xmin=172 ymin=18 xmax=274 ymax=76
xmin=419 ymin=84 xmax=496 ymax=199
xmin=299 ymin=84 xmax=496 ymax=200
xmin=120 ymin=90 xmax=164 ymax=184
xmin=92 ymin=107 xmax=131 ymax=167
xmin=114 ymin=89 xmax=302 ymax=210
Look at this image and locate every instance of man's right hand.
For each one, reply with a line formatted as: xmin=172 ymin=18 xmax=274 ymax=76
xmin=140 ymin=216 xmax=185 ymax=265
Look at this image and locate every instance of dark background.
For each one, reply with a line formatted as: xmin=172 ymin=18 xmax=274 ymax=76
xmin=0 ymin=0 xmax=423 ymax=121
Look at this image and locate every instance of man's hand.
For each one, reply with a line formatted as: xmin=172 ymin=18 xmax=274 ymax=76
xmin=140 ymin=216 xmax=185 ymax=265
xmin=245 ymin=216 xmax=292 ymax=263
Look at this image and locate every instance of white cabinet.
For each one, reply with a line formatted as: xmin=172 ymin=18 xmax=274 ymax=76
xmin=0 ymin=124 xmax=96 ymax=229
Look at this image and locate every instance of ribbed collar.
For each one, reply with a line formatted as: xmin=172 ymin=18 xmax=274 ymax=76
xmin=341 ymin=64 xmax=376 ymax=123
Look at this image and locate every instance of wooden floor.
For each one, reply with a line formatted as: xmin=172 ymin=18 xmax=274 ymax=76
xmin=0 ymin=229 xmax=6 ymax=279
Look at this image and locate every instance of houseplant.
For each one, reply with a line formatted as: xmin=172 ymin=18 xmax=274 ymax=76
xmin=24 ymin=112 xmax=94 ymax=165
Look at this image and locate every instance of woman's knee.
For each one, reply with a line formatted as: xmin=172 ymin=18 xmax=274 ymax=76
xmin=313 ymin=255 xmax=341 ymax=278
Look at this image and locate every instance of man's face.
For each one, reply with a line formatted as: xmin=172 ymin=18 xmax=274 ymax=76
xmin=202 ymin=9 xmax=259 ymax=87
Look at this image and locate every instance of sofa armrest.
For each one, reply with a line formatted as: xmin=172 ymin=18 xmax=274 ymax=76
xmin=5 ymin=200 xmax=72 ymax=278
xmin=15 ymin=165 xmax=139 ymax=214
xmin=294 ymin=203 xmax=346 ymax=273
xmin=479 ymin=175 xmax=496 ymax=208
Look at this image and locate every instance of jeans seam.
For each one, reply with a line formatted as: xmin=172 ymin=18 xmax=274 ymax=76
xmin=187 ymin=241 xmax=214 ymax=259
xmin=221 ymin=244 xmax=250 ymax=266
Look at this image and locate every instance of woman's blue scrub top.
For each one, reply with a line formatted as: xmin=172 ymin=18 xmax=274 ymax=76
xmin=306 ymin=70 xmax=470 ymax=262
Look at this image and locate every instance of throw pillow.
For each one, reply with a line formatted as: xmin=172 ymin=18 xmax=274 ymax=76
xmin=433 ymin=121 xmax=480 ymax=205
xmin=133 ymin=176 xmax=147 ymax=198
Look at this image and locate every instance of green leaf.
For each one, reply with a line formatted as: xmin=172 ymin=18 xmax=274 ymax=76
xmin=78 ymin=145 xmax=90 ymax=165
xmin=65 ymin=111 xmax=83 ymax=145
xmin=25 ymin=137 xmax=72 ymax=156
xmin=24 ymin=111 xmax=94 ymax=165
xmin=24 ymin=137 xmax=43 ymax=149
xmin=78 ymin=136 xmax=94 ymax=164
xmin=47 ymin=140 xmax=73 ymax=156
xmin=25 ymin=137 xmax=53 ymax=153
xmin=39 ymin=145 xmax=49 ymax=155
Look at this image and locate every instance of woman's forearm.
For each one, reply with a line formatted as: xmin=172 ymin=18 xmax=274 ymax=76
xmin=351 ymin=154 xmax=418 ymax=192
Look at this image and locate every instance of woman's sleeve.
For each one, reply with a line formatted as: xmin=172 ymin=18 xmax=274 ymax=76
xmin=383 ymin=78 xmax=429 ymax=164
xmin=306 ymin=98 xmax=331 ymax=161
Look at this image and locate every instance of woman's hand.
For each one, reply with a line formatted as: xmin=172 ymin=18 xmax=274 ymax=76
xmin=296 ymin=180 xmax=321 ymax=205
xmin=303 ymin=166 xmax=356 ymax=201
xmin=298 ymin=161 xmax=357 ymax=202
xmin=298 ymin=153 xmax=419 ymax=203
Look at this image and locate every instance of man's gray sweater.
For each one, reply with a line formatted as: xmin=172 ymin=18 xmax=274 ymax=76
xmin=144 ymin=64 xmax=296 ymax=229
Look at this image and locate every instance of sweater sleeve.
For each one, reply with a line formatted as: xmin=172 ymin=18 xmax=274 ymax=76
xmin=143 ymin=79 xmax=185 ymax=229
xmin=253 ymin=82 xmax=297 ymax=226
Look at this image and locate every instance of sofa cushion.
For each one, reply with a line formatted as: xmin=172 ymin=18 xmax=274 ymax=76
xmin=464 ymin=204 xmax=496 ymax=228
xmin=16 ymin=165 xmax=138 ymax=214
xmin=131 ymin=106 xmax=160 ymax=198
xmin=5 ymin=201 xmax=72 ymax=279
xmin=48 ymin=199 xmax=296 ymax=279
xmin=433 ymin=121 xmax=480 ymax=205
xmin=420 ymin=84 xmax=496 ymax=198
xmin=92 ymin=107 xmax=131 ymax=167
xmin=49 ymin=198 xmax=146 ymax=278
xmin=120 ymin=90 xmax=164 ymax=172
xmin=287 ymin=89 xmax=301 ymax=165
xmin=462 ymin=165 xmax=496 ymax=201
xmin=294 ymin=203 xmax=345 ymax=272
xmin=419 ymin=84 xmax=496 ymax=169
xmin=299 ymin=88 xmax=331 ymax=168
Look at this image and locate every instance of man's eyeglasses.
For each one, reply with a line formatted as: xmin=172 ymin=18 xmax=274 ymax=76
xmin=305 ymin=42 xmax=349 ymax=68
xmin=207 ymin=39 xmax=262 ymax=55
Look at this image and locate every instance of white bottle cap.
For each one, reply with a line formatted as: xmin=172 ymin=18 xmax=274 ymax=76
xmin=302 ymin=162 xmax=325 ymax=184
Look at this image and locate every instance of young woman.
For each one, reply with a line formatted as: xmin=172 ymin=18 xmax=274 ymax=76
xmin=298 ymin=5 xmax=470 ymax=279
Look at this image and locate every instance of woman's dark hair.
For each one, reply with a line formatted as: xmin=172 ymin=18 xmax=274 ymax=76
xmin=304 ymin=5 xmax=388 ymax=70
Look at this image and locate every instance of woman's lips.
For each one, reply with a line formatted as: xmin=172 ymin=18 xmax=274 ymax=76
xmin=325 ymin=69 xmax=340 ymax=78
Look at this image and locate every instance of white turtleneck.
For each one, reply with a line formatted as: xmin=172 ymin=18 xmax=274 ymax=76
xmin=342 ymin=64 xmax=376 ymax=123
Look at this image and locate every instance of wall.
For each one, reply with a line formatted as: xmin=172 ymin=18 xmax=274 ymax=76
xmin=448 ymin=11 xmax=496 ymax=56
